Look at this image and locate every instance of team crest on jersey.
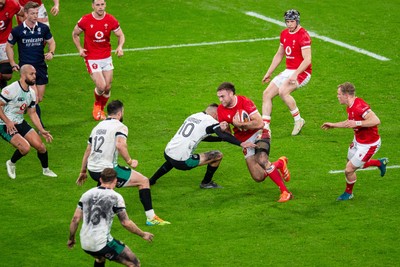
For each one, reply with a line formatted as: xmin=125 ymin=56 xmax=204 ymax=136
xmin=285 ymin=46 xmax=292 ymax=55
xmin=19 ymin=103 xmax=27 ymax=112
xmin=95 ymin=31 xmax=104 ymax=39
xmin=92 ymin=63 xmax=98 ymax=70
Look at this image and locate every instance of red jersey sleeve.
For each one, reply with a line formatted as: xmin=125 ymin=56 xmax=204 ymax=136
xmin=347 ymin=98 xmax=380 ymax=144
xmin=108 ymin=14 xmax=120 ymax=32
xmin=241 ymin=96 xmax=258 ymax=117
xmin=298 ymin=29 xmax=311 ymax=48
xmin=77 ymin=15 xmax=87 ymax=31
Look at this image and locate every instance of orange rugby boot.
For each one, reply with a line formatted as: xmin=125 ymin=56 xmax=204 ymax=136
xmin=278 ymin=156 xmax=290 ymax=182
xmin=278 ymin=191 xmax=293 ymax=203
xmin=93 ymin=102 xmax=106 ymax=121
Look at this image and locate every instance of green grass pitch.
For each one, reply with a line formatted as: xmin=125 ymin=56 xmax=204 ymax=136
xmin=1 ymin=0 xmax=399 ymax=266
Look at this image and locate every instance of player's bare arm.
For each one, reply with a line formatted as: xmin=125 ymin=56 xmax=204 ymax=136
xmin=0 ymin=102 xmax=17 ymax=134
xmin=262 ymin=45 xmax=284 ymax=83
xmin=72 ymin=26 xmax=87 ymax=57
xmin=346 ymin=110 xmax=380 ymax=128
xmin=5 ymin=43 xmax=19 ymax=71
xmin=27 ymin=107 xmax=53 ymax=142
xmin=67 ymin=208 xmax=83 ymax=249
xmin=114 ymin=28 xmax=125 ymax=57
xmin=50 ymin=0 xmax=60 ymax=16
xmin=44 ymin=37 xmax=56 ymax=61
xmin=118 ymin=211 xmax=154 ymax=242
xmin=116 ymin=136 xmax=138 ymax=168
xmin=77 ymin=144 xmax=91 ymax=185
xmin=321 ymin=121 xmax=348 ymax=130
xmin=16 ymin=7 xmax=24 ymax=18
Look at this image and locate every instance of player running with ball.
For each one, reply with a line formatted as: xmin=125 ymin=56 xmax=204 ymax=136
xmin=217 ymin=82 xmax=292 ymax=202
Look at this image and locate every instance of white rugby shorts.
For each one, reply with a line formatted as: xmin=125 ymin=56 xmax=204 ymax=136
xmin=348 ymin=138 xmax=381 ymax=168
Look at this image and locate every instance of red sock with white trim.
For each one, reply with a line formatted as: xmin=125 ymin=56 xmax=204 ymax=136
xmin=290 ymin=107 xmax=301 ymax=121
xmin=99 ymin=93 xmax=110 ymax=111
xmin=345 ymin=178 xmax=356 ymax=194
xmin=94 ymin=88 xmax=102 ymax=104
xmin=262 ymin=115 xmax=271 ymax=128
xmin=265 ymin=165 xmax=287 ymax=193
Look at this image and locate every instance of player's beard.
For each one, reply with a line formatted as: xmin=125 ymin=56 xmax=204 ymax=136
xmin=119 ymin=116 xmax=123 ymax=123
xmin=25 ymin=78 xmax=35 ymax=86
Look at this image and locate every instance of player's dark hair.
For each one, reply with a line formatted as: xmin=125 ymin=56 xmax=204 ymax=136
xmin=100 ymin=168 xmax=117 ymax=183
xmin=24 ymin=1 xmax=40 ymax=12
xmin=107 ymin=100 xmax=124 ymax=115
xmin=208 ymin=103 xmax=219 ymax=108
xmin=338 ymin=82 xmax=356 ymax=96
xmin=217 ymin=82 xmax=236 ymax=94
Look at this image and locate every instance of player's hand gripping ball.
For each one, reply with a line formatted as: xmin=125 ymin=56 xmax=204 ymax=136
xmin=235 ymin=109 xmax=250 ymax=131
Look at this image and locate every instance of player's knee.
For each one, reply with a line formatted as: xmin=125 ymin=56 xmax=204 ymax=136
xmin=96 ymin=83 xmax=107 ymax=92
xmin=256 ymin=157 xmax=269 ymax=169
xmin=255 ymin=140 xmax=270 ymax=156
xmin=138 ymin=176 xmax=150 ymax=188
xmin=263 ymin=89 xmax=274 ymax=100
xmin=0 ymin=63 xmax=13 ymax=79
xmin=344 ymin=168 xmax=355 ymax=177
xmin=252 ymin=175 xmax=266 ymax=183
xmin=278 ymin=89 xmax=290 ymax=98
xmin=1 ymin=73 xmax=12 ymax=81
xmin=131 ymin=257 xmax=140 ymax=267
xmin=120 ymin=247 xmax=140 ymax=267
xmin=207 ymin=150 xmax=223 ymax=161
xmin=36 ymin=143 xmax=47 ymax=154
xmin=19 ymin=145 xmax=31 ymax=155
xmin=95 ymin=257 xmax=106 ymax=263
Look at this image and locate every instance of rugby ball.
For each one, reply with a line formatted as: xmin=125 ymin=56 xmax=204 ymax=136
xmin=237 ymin=109 xmax=250 ymax=122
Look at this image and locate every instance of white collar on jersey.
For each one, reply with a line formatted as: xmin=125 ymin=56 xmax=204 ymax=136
xmin=23 ymin=21 xmax=39 ymax=34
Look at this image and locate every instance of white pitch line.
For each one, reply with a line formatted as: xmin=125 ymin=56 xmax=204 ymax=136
xmin=329 ymin=165 xmax=400 ymax=174
xmin=54 ymin=37 xmax=279 ymax=58
xmin=245 ymin=11 xmax=390 ymax=61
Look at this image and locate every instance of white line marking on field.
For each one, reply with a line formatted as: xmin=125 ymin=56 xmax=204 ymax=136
xmin=54 ymin=37 xmax=280 ymax=58
xmin=245 ymin=11 xmax=390 ymax=61
xmin=329 ymin=165 xmax=400 ymax=174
